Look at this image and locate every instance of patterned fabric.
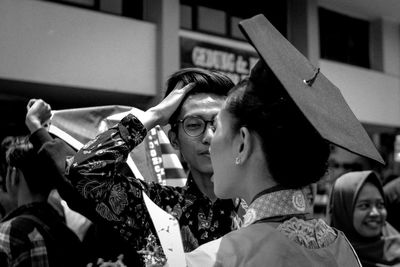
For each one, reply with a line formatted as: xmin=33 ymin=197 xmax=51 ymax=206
xmin=277 ymin=217 xmax=337 ymax=249
xmin=242 ymin=188 xmax=312 ymax=227
xmin=186 ymin=217 xmax=360 ymax=267
xmin=241 ymin=188 xmax=337 ymax=250
xmin=66 ymin=114 xmax=239 ymax=255
xmin=49 ymin=105 xmax=187 ymax=187
xmin=0 ymin=219 xmax=48 ymax=267
xmin=0 ymin=202 xmax=84 ymax=267
xmin=186 ymin=188 xmax=360 ymax=267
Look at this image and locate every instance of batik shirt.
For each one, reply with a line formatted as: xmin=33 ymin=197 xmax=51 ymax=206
xmin=66 ymin=114 xmax=240 ymax=255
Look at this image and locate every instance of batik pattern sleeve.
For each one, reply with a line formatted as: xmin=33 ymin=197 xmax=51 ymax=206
xmin=65 ymin=114 xmax=166 ymax=252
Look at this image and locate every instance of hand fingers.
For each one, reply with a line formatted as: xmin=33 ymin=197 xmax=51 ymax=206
xmin=172 ymin=83 xmax=196 ymax=108
xmin=27 ymin=99 xmax=37 ymax=110
xmin=173 ymin=81 xmax=185 ymax=90
xmin=165 ymin=82 xmax=195 ymax=101
xmin=179 ymin=82 xmax=196 ymax=94
xmin=27 ymin=99 xmax=51 ymax=111
xmin=45 ymin=103 xmax=51 ymax=112
xmin=173 ymin=81 xmax=196 ymax=92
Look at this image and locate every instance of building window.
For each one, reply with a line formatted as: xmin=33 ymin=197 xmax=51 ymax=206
xmin=198 ymin=6 xmax=226 ymax=35
xmin=180 ymin=0 xmax=287 ymax=40
xmin=319 ymin=8 xmax=370 ymax=68
xmin=44 ymin=0 xmax=143 ymax=19
xmin=180 ymin=4 xmax=193 ymax=29
xmin=230 ymin=16 xmax=246 ymax=41
xmin=60 ymin=0 xmax=95 ymax=6
xmin=100 ymin=0 xmax=122 ymax=15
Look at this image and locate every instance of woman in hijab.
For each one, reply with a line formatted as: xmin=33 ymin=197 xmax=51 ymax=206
xmin=330 ymin=170 xmax=400 ymax=267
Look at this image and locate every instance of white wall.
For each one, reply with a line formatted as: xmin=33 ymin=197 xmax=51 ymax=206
xmin=0 ymin=0 xmax=157 ymax=95
xmin=320 ymin=60 xmax=400 ymax=127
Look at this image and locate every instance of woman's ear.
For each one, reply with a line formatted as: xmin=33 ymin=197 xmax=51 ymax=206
xmin=235 ymin=127 xmax=252 ymax=165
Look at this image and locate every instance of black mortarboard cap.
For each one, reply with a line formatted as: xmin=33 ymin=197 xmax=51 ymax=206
xmin=239 ymin=14 xmax=384 ymax=164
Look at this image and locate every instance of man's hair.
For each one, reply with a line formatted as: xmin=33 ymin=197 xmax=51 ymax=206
xmin=0 ymin=136 xmax=25 ymax=191
xmin=6 ymin=139 xmax=54 ymax=196
xmin=164 ymin=68 xmax=234 ymax=127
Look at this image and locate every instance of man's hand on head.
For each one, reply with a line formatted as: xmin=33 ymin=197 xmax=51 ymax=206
xmin=25 ymin=99 xmax=52 ymax=134
xmin=140 ymin=82 xmax=196 ymax=130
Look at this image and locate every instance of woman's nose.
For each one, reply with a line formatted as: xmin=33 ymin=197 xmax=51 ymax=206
xmin=369 ymin=206 xmax=380 ymax=216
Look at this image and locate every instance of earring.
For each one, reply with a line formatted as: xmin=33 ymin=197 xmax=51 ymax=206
xmin=235 ymin=157 xmax=241 ymax=165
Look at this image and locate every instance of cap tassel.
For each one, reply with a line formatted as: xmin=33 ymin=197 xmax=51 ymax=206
xmin=303 ymin=68 xmax=320 ymax=87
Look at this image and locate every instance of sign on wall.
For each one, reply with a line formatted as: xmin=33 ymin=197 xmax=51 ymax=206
xmin=180 ymin=36 xmax=258 ymax=84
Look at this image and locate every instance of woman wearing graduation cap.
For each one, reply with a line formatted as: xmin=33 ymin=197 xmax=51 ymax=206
xmin=183 ymin=14 xmax=385 ymax=266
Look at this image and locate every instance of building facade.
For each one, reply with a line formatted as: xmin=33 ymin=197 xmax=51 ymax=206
xmin=1 ymin=0 xmax=400 ymax=177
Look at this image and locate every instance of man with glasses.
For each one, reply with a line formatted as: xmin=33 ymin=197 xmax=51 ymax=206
xmin=28 ymin=68 xmax=241 ymax=264
xmin=162 ymin=69 xmax=240 ymax=250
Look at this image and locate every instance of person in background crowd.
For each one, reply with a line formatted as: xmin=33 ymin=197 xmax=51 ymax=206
xmin=0 ymin=136 xmax=66 ymax=221
xmin=28 ymin=68 xmax=241 ymax=265
xmin=25 ymin=99 xmax=142 ymax=266
xmin=384 ymin=176 xmax=400 ymax=232
xmin=314 ymin=145 xmax=370 ymax=220
xmin=0 ymin=138 xmax=84 ymax=267
xmin=0 ymin=136 xmax=20 ymax=220
xmin=330 ymin=171 xmax=400 ymax=267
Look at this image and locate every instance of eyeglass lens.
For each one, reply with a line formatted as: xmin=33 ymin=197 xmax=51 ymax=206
xmin=183 ymin=117 xmax=214 ymax=137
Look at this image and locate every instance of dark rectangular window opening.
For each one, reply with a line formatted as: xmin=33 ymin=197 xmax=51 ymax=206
xmin=180 ymin=0 xmax=287 ymax=40
xmin=43 ymin=0 xmax=143 ymax=20
xmin=319 ymin=7 xmax=370 ymax=68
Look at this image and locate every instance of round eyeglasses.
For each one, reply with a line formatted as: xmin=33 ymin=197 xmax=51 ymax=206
xmin=174 ymin=116 xmax=216 ymax=137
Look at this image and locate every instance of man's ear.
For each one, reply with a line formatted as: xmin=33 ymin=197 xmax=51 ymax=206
xmin=8 ymin=167 xmax=20 ymax=188
xmin=168 ymin=129 xmax=180 ymax=150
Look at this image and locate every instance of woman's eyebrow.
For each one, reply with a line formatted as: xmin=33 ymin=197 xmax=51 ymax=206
xmin=356 ymin=198 xmax=382 ymax=203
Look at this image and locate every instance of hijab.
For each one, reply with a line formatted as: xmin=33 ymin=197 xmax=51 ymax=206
xmin=330 ymin=170 xmax=400 ymax=267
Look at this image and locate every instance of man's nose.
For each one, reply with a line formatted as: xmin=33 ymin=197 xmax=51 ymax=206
xmin=202 ymin=124 xmax=214 ymax=144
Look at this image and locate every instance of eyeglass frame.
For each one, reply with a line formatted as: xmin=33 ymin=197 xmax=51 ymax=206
xmin=173 ymin=116 xmax=216 ymax=137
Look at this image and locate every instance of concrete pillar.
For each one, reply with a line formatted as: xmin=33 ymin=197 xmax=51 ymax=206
xmin=143 ymin=0 xmax=180 ymax=102
xmin=370 ymin=19 xmax=400 ymax=76
xmin=287 ymin=0 xmax=320 ymax=67
xmin=370 ymin=19 xmax=384 ymax=71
